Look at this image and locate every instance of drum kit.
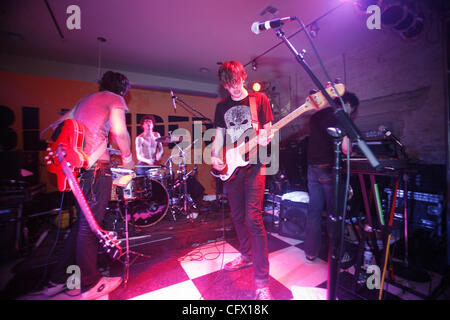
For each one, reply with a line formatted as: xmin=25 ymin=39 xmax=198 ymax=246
xmin=105 ymin=136 xmax=201 ymax=286
xmin=106 ymin=136 xmax=200 ymax=232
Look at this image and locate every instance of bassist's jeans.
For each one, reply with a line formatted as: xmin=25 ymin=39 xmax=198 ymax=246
xmin=50 ymin=163 xmax=112 ymax=291
xmin=224 ymin=164 xmax=269 ymax=288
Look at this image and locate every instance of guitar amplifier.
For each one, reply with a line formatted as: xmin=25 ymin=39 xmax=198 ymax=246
xmin=279 ymin=192 xmax=309 ymax=240
xmin=383 ymin=188 xmax=444 ymax=236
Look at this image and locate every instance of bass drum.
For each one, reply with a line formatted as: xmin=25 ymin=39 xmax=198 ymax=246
xmin=121 ymin=178 xmax=169 ymax=227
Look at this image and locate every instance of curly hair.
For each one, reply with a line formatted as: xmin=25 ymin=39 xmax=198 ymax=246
xmin=140 ymin=115 xmax=156 ymax=127
xmin=218 ymin=61 xmax=247 ymax=87
xmin=98 ymin=71 xmax=131 ymax=96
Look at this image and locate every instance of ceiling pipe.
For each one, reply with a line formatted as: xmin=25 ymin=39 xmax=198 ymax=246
xmin=43 ymin=0 xmax=64 ymax=40
xmin=129 ymin=82 xmax=219 ymax=98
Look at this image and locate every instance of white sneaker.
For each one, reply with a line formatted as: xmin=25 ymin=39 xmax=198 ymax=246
xmin=81 ymin=276 xmax=122 ymax=300
xmin=255 ymin=287 xmax=273 ymax=300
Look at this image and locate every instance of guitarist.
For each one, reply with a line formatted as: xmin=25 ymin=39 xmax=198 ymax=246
xmin=39 ymin=71 xmax=135 ymax=299
xmin=211 ymin=61 xmax=274 ymax=300
xmin=304 ymin=90 xmax=359 ymax=263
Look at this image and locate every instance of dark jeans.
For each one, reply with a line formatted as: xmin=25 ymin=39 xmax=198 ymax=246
xmin=304 ymin=164 xmax=335 ymax=258
xmin=224 ymin=164 xmax=269 ymax=288
xmin=50 ymin=162 xmax=112 ymax=291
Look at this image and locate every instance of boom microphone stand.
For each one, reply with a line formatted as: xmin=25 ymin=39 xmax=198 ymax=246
xmin=270 ymin=22 xmax=381 ymax=300
xmin=171 ymin=93 xmax=213 ymax=124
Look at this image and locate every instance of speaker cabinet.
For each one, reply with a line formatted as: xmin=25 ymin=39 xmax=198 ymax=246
xmin=279 ymin=199 xmax=308 ymax=240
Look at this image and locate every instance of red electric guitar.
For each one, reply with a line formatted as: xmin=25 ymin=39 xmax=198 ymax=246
xmin=211 ymin=83 xmax=346 ymax=182
xmin=46 ymin=119 xmax=122 ymax=259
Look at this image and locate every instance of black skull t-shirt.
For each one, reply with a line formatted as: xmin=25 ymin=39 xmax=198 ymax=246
xmin=214 ymin=92 xmax=273 ymax=164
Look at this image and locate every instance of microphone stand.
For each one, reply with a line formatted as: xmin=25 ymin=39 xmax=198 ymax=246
xmin=172 ymin=95 xmax=213 ymax=125
xmin=271 ymin=25 xmax=381 ymax=300
xmin=172 ymin=94 xmax=224 ymax=209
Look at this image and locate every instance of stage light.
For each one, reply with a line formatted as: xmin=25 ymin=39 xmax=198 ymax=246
xmin=309 ymin=22 xmax=320 ymax=38
xmin=401 ymin=13 xmax=424 ymax=40
xmin=252 ymin=82 xmax=262 ymax=92
xmin=251 ymin=60 xmax=258 ymax=71
xmin=380 ymin=1 xmax=425 ymax=40
xmin=381 ymin=2 xmax=406 ymax=27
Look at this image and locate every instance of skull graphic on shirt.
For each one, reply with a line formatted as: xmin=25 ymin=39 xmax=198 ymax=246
xmin=224 ymin=105 xmax=252 ymax=143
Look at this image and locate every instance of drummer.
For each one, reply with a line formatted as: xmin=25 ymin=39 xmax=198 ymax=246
xmin=135 ymin=115 xmax=164 ymax=175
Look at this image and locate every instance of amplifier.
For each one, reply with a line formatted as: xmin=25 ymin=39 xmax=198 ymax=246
xmin=383 ymin=188 xmax=444 ymax=236
xmin=279 ymin=198 xmax=308 ymax=240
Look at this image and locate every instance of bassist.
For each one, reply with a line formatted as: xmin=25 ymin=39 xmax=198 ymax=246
xmin=211 ymin=61 xmax=274 ymax=300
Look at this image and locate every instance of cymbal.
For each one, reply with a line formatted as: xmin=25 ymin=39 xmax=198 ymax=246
xmin=156 ymin=136 xmax=183 ymax=144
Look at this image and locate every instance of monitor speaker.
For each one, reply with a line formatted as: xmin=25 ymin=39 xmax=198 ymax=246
xmin=279 ymin=199 xmax=308 ymax=240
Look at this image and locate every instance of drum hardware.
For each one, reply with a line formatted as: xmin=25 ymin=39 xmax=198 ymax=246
xmin=119 ymin=197 xmax=151 ymax=288
xmin=156 ymin=135 xmax=183 ymax=144
xmin=169 ymin=139 xmax=200 ymax=221
xmin=111 ymin=176 xmax=152 ymax=288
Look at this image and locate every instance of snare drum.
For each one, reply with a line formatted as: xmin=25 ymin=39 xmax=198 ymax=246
xmin=146 ymin=167 xmax=168 ymax=183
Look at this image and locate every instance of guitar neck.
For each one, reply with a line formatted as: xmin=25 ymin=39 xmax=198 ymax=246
xmin=272 ymin=102 xmax=314 ymax=131
xmin=237 ymin=102 xmax=315 ymax=155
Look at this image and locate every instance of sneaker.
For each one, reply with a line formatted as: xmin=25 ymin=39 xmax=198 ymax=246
xmin=305 ymin=255 xmax=319 ymax=264
xmin=224 ymin=255 xmax=252 ymax=272
xmin=81 ymin=276 xmax=122 ymax=300
xmin=255 ymin=287 xmax=273 ymax=300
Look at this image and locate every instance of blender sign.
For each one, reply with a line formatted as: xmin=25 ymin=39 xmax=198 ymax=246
xmin=366 ymin=5 xmax=381 ymax=30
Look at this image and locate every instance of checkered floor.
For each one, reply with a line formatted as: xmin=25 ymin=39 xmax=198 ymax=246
xmin=5 ymin=208 xmax=448 ymax=301
xmin=111 ymin=233 xmax=329 ymax=300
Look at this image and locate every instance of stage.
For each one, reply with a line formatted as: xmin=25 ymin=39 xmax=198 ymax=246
xmin=1 ymin=200 xmax=447 ymax=301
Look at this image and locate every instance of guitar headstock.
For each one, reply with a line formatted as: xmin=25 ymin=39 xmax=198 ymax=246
xmin=305 ymin=83 xmax=346 ymax=110
xmin=97 ymin=230 xmax=122 ymax=259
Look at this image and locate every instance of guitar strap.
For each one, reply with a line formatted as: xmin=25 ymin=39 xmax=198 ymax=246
xmin=249 ymin=94 xmax=259 ymax=133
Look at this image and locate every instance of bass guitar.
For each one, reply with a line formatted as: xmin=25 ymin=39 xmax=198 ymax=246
xmin=46 ymin=119 xmax=122 ymax=259
xmin=211 ymin=84 xmax=345 ymax=182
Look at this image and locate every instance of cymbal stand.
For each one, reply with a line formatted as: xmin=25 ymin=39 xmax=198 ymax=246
xmin=172 ymin=143 xmax=198 ymax=220
xmin=164 ymin=156 xmax=178 ymax=221
xmin=118 ymin=197 xmax=151 ymax=288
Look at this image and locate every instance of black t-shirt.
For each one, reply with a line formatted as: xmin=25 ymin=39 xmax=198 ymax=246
xmin=214 ymin=92 xmax=274 ymax=164
xmin=214 ymin=92 xmax=273 ymax=142
xmin=307 ymin=107 xmax=341 ymax=165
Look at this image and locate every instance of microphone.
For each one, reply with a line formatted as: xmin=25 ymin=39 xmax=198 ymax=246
xmin=251 ymin=16 xmax=296 ymax=34
xmin=170 ymin=90 xmax=177 ymax=112
xmin=378 ymin=125 xmax=404 ymax=149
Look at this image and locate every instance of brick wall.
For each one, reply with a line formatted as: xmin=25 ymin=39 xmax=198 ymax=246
xmin=282 ymin=10 xmax=447 ymax=165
